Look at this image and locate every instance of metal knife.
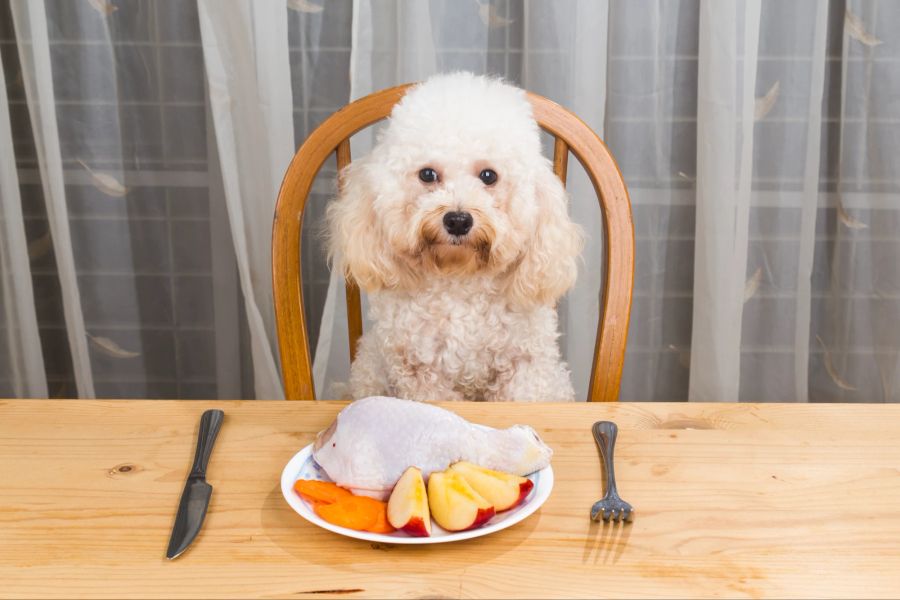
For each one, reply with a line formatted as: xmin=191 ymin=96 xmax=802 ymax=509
xmin=166 ymin=409 xmax=224 ymax=560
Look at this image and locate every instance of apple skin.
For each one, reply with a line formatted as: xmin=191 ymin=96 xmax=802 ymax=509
xmin=467 ymin=506 xmax=496 ymax=530
xmin=510 ymin=479 xmax=535 ymax=509
xmin=399 ymin=515 xmax=430 ymax=537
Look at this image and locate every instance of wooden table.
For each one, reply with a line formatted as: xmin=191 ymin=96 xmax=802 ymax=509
xmin=1 ymin=400 xmax=899 ymax=599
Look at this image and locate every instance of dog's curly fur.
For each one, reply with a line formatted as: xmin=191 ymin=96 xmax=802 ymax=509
xmin=327 ymin=73 xmax=583 ymax=402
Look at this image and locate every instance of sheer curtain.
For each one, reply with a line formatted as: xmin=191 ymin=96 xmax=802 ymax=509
xmin=314 ymin=0 xmax=900 ymax=403
xmin=0 ymin=38 xmax=45 ymax=398
xmin=314 ymin=0 xmax=610 ymax=400
xmin=197 ymin=0 xmax=290 ymax=399
xmin=1 ymin=1 xmax=897 ymax=403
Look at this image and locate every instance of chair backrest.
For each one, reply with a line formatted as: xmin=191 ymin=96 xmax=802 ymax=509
xmin=273 ymin=83 xmax=634 ymax=401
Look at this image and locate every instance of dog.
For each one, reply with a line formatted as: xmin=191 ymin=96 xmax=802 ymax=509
xmin=326 ymin=72 xmax=583 ymax=402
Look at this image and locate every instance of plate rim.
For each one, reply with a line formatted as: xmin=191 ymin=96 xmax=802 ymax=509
xmin=279 ymin=443 xmax=554 ymax=544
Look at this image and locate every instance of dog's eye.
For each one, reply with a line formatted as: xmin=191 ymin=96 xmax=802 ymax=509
xmin=418 ymin=168 xmax=439 ymax=183
xmin=479 ymin=169 xmax=498 ymax=186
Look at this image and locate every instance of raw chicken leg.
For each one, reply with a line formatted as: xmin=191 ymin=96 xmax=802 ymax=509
xmin=312 ymin=396 xmax=553 ymax=499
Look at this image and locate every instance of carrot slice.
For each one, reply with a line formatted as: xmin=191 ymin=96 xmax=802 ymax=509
xmin=314 ymin=495 xmax=392 ymax=532
xmin=367 ymin=503 xmax=396 ymax=534
xmin=293 ymin=480 xmax=353 ymax=505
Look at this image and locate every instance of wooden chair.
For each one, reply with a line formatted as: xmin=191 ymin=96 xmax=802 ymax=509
xmin=273 ymin=83 xmax=634 ymax=401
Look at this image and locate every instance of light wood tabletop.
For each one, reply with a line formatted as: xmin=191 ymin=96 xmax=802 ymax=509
xmin=1 ymin=400 xmax=899 ymax=599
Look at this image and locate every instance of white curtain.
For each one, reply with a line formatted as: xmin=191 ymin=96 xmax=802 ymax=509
xmin=9 ymin=0 xmax=95 ymax=397
xmin=1 ymin=1 xmax=898 ymax=402
xmin=313 ymin=0 xmax=900 ymax=403
xmin=822 ymin=0 xmax=900 ymax=403
xmin=1 ymin=0 xmax=295 ymax=398
xmin=197 ymin=0 xmax=291 ymax=399
xmin=0 ymin=41 xmax=46 ymax=398
xmin=314 ymin=0 xmax=609 ymax=399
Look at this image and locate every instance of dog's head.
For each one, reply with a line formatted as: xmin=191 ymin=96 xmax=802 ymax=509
xmin=327 ymin=72 xmax=583 ymax=308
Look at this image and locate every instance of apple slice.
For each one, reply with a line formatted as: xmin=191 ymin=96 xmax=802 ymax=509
xmin=387 ymin=466 xmax=432 ymax=537
xmin=427 ymin=470 xmax=495 ymax=532
xmin=449 ymin=461 xmax=534 ymax=512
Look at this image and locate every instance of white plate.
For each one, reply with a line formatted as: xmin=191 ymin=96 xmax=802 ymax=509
xmin=280 ymin=444 xmax=554 ymax=544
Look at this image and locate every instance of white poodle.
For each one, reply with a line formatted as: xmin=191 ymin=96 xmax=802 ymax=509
xmin=327 ymin=72 xmax=583 ymax=402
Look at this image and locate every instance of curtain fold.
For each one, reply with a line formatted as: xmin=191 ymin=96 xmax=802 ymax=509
xmin=0 ymin=44 xmax=47 ymax=398
xmin=10 ymin=0 xmax=95 ymax=397
xmin=817 ymin=0 xmax=900 ymax=403
xmin=791 ymin=0 xmax=829 ymax=403
xmin=688 ymin=0 xmax=761 ymax=402
xmin=197 ymin=0 xmax=294 ymax=399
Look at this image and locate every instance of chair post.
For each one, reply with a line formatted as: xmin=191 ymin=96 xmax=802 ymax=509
xmin=553 ymin=137 xmax=569 ymax=184
xmin=335 ymin=139 xmax=363 ymax=363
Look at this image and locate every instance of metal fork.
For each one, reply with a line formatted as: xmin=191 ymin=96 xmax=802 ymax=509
xmin=590 ymin=421 xmax=634 ymax=523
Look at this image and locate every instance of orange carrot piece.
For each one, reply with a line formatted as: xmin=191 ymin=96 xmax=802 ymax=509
xmin=368 ymin=503 xmax=396 ymax=534
xmin=314 ymin=495 xmax=390 ymax=532
xmin=293 ymin=480 xmax=353 ymax=505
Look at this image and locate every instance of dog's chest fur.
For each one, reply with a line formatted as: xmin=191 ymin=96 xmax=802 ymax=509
xmin=369 ymin=276 xmax=560 ymax=400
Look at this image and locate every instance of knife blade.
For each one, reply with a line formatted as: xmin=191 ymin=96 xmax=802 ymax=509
xmin=166 ymin=409 xmax=224 ymax=560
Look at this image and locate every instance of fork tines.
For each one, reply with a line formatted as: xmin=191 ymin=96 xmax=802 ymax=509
xmin=591 ymin=504 xmax=634 ymax=523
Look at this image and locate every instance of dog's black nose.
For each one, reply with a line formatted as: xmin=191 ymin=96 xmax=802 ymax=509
xmin=443 ymin=211 xmax=473 ymax=236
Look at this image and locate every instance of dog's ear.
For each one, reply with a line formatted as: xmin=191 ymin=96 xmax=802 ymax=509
xmin=507 ymin=165 xmax=584 ymax=307
xmin=326 ymin=160 xmax=400 ymax=292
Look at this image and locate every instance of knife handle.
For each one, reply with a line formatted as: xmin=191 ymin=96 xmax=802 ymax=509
xmin=189 ymin=409 xmax=224 ymax=477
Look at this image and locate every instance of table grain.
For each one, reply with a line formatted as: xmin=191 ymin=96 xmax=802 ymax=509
xmin=1 ymin=400 xmax=899 ymax=599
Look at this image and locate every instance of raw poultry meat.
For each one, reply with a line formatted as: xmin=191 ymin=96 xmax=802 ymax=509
xmin=312 ymin=396 xmax=553 ymax=499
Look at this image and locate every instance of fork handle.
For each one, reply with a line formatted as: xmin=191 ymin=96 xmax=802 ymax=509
xmin=592 ymin=421 xmax=619 ymax=497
